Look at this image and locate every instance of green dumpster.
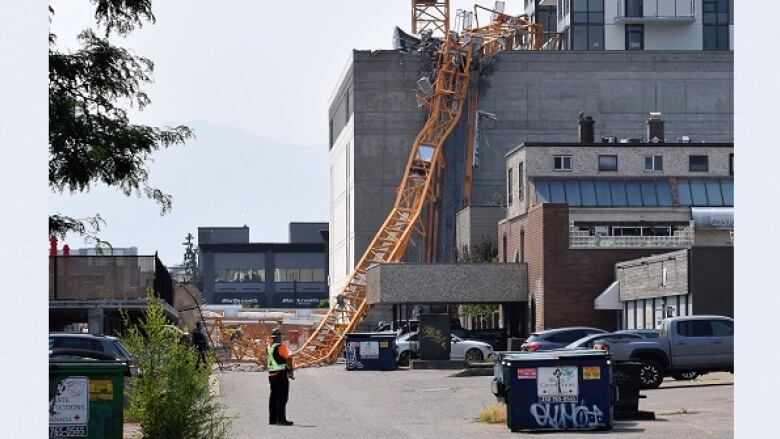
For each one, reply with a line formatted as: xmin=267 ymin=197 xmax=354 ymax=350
xmin=49 ymin=360 xmax=127 ymax=439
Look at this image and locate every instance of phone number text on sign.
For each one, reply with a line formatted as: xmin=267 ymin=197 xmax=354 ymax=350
xmin=50 ymin=426 xmax=87 ymax=437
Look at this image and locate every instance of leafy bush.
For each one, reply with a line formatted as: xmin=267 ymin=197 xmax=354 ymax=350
xmin=122 ymin=293 xmax=232 ymax=438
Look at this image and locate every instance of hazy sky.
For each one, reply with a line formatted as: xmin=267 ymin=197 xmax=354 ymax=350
xmin=48 ymin=1 xmax=513 ymax=264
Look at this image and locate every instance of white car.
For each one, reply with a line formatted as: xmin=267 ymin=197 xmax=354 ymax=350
xmin=396 ymin=332 xmax=493 ymax=366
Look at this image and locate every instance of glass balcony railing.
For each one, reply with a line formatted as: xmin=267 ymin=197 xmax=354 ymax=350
xmin=614 ymin=0 xmax=696 ymax=24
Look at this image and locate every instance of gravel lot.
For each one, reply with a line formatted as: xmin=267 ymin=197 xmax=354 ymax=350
xmin=216 ymin=367 xmax=733 ymax=439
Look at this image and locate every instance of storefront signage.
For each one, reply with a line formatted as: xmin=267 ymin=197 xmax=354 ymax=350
xmin=50 ymin=377 xmax=89 ymax=437
xmin=692 ymin=207 xmax=734 ymax=230
xmin=537 ymin=366 xmax=579 ymax=402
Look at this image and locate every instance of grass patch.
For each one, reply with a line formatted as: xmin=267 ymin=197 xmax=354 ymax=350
xmin=479 ymin=403 xmax=507 ymax=424
xmin=658 ymin=407 xmax=698 ymax=416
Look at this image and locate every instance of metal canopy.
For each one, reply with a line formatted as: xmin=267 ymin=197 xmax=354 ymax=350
xmin=365 ymin=263 xmax=527 ymax=305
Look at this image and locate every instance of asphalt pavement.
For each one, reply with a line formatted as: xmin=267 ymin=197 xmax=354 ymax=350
xmin=216 ymin=367 xmax=733 ymax=439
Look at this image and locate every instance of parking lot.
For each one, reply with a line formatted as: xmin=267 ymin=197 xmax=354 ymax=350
xmin=217 ymin=367 xmax=733 ymax=439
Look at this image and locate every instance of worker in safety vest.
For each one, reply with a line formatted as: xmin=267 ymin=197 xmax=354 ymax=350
xmin=267 ymin=328 xmax=294 ymax=426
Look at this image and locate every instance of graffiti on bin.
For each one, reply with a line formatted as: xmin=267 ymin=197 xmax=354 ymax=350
xmin=529 ymin=402 xmax=605 ymax=429
xmin=345 ymin=344 xmax=363 ymax=369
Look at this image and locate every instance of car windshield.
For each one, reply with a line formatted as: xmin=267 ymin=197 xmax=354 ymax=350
xmin=564 ymin=335 xmax=597 ymax=349
xmin=525 ymin=333 xmax=542 ymax=342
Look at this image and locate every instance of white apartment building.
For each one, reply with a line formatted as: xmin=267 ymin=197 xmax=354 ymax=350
xmin=549 ymin=0 xmax=733 ymax=50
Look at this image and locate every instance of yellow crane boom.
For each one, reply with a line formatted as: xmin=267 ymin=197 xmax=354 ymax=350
xmin=292 ymin=5 xmax=553 ymax=368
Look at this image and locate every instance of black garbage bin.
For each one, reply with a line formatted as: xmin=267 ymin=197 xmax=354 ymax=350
xmin=503 ymin=350 xmax=613 ymax=432
xmin=344 ymin=333 xmax=397 ymax=371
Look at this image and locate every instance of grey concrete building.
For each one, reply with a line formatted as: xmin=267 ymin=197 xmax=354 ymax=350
xmin=328 ymin=49 xmax=733 ymax=306
xmin=198 ymin=223 xmax=328 ymax=308
xmin=455 ymin=206 xmax=506 ymax=257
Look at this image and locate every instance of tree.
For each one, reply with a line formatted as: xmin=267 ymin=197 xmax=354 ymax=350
xmin=182 ymin=233 xmax=198 ymax=283
xmin=49 ymin=0 xmax=193 ymax=244
xmin=122 ymin=293 xmax=232 ymax=438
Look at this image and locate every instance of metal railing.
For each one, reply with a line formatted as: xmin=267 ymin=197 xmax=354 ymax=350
xmin=569 ymin=226 xmax=695 ymax=249
xmin=615 ymin=0 xmax=695 ymax=22
xmin=49 ymin=255 xmax=173 ymax=305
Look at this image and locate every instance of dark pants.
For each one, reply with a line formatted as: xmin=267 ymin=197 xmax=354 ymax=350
xmin=195 ymin=344 xmax=208 ymax=367
xmin=268 ymin=373 xmax=289 ymax=423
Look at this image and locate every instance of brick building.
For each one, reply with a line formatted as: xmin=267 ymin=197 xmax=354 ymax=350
xmin=498 ymin=115 xmax=733 ymax=334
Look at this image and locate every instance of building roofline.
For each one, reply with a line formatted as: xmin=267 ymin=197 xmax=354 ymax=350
xmin=199 ymin=242 xmax=325 ymax=253
xmin=506 ymin=141 xmax=734 ymax=158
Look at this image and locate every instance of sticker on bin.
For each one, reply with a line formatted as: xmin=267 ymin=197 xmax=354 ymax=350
xmin=537 ymin=366 xmax=579 ymax=402
xmin=583 ymin=366 xmax=601 ymax=380
xmin=517 ymin=368 xmax=537 ymax=379
xmin=359 ymin=341 xmax=379 ymax=359
xmin=89 ymin=380 xmax=114 ymax=401
xmin=50 ymin=376 xmax=89 ymax=436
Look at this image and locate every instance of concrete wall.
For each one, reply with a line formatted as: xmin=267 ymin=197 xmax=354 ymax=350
xmin=690 ymin=246 xmax=733 ymax=317
xmin=289 ymin=223 xmax=327 ymax=243
xmin=617 ymin=249 xmax=689 ymax=301
xmin=198 ymin=227 xmax=249 ymax=244
xmin=455 ymin=206 xmax=506 ymax=255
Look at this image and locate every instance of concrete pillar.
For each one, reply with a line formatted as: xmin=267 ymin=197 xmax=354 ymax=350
xmin=88 ymin=307 xmax=104 ymax=335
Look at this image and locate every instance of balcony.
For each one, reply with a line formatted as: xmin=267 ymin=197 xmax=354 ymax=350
xmin=614 ymin=0 xmax=696 ymax=24
xmin=569 ymin=224 xmax=695 ymax=249
xmin=49 ymin=255 xmax=174 ymax=305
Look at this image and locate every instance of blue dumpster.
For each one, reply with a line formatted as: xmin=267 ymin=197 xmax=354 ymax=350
xmin=344 ymin=333 xmax=397 ymax=371
xmin=490 ymin=351 xmax=524 ymax=402
xmin=503 ymin=350 xmax=612 ymax=432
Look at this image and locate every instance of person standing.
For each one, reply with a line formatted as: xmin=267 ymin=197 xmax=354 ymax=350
xmin=267 ymin=328 xmax=294 ymax=426
xmin=191 ymin=321 xmax=209 ymax=367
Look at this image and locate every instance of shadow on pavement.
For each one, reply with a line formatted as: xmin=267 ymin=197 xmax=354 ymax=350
xmin=654 ymin=382 xmax=734 ymax=391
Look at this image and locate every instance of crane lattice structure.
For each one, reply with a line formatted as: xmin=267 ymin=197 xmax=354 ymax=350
xmin=293 ymin=4 xmax=553 ymax=368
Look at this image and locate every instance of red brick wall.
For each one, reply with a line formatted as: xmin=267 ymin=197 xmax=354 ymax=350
xmin=500 ymin=204 xmax=676 ymax=333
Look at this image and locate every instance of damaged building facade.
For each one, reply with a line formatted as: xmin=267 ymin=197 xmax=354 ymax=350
xmin=328 ymin=48 xmax=732 ymax=329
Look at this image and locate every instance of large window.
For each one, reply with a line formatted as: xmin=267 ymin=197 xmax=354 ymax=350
xmin=518 ymin=162 xmax=525 ymax=201
xmin=645 ymin=155 xmax=663 ymax=171
xmin=625 ymin=24 xmax=644 ymax=50
xmin=534 ymin=178 xmax=674 ymax=207
xmin=625 ymin=0 xmax=643 ymax=17
xmin=703 ymin=0 xmax=730 ymax=51
xmin=676 ymin=178 xmax=733 ymax=207
xmin=215 ymin=268 xmax=265 ymax=283
xmin=598 ymin=155 xmax=618 ymax=171
xmin=571 ymin=0 xmax=604 ymax=50
xmin=554 ymin=155 xmax=572 ymax=171
xmin=273 ymin=268 xmax=326 ymax=283
xmin=507 ymin=168 xmax=514 ymax=206
xmin=689 ymin=155 xmax=709 ymax=172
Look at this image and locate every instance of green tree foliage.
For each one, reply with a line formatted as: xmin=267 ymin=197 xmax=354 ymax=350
xmin=122 ymin=294 xmax=232 ymax=439
xmin=457 ymin=234 xmax=498 ymax=263
xmin=182 ymin=233 xmax=198 ymax=283
xmin=49 ymin=0 xmax=192 ymax=241
xmin=460 ymin=303 xmax=498 ymax=319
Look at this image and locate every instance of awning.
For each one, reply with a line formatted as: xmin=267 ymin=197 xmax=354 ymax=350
xmin=594 ymin=281 xmax=621 ymax=310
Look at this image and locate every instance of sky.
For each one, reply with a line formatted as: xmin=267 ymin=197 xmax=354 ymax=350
xmin=48 ymin=0 xmax=516 ymax=265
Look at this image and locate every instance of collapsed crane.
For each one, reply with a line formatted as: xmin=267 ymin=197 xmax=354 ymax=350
xmin=292 ymin=3 xmax=554 ymax=368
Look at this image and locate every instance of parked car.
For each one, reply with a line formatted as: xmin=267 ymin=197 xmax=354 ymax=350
xmin=396 ymin=332 xmax=493 ymax=366
xmin=563 ymin=332 xmax=643 ymax=352
xmin=594 ymin=315 xmax=734 ymax=389
xmin=49 ymin=333 xmax=136 ymax=373
xmin=521 ymin=327 xmax=607 ymax=351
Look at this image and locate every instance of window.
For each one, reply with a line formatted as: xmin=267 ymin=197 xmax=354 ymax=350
xmin=644 ymin=155 xmax=662 ymax=171
xmin=52 ymin=337 xmax=103 ymax=352
xmin=534 ymin=178 xmax=681 ymax=207
xmin=518 ymin=163 xmax=525 ymax=201
xmin=217 ymin=268 xmax=264 ymax=282
xmin=703 ymin=0 xmax=730 ymax=51
xmin=689 ymin=155 xmax=709 ymax=172
xmin=507 ymin=168 xmax=513 ymax=206
xmin=553 ymin=155 xmax=572 ymax=171
xmin=711 ymin=319 xmax=734 ymax=337
xmin=598 ymin=154 xmax=618 ymax=171
xmin=225 ymin=269 xmax=240 ymax=283
xmin=625 ymin=24 xmax=644 ymax=50
xmin=677 ymin=320 xmax=713 ymax=337
xmin=625 ymin=0 xmax=643 ymax=17
xmin=571 ymin=0 xmax=604 ymax=50
xmin=729 ymin=153 xmax=734 ymax=175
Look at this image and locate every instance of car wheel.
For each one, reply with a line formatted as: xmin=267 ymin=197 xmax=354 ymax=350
xmin=639 ymin=359 xmax=664 ymax=389
xmin=398 ymin=351 xmax=411 ymax=367
xmin=672 ymin=371 xmax=699 ymax=381
xmin=465 ymin=348 xmax=484 ymax=363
